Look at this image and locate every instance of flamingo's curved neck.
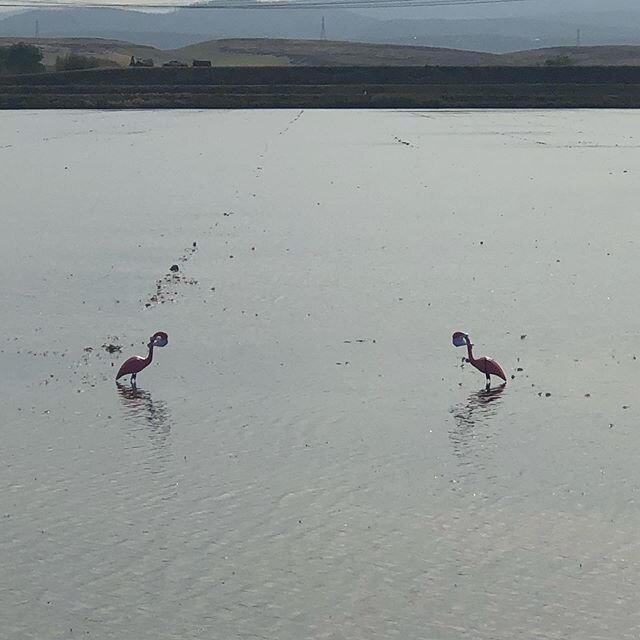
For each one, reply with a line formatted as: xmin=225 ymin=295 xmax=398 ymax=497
xmin=464 ymin=336 xmax=477 ymax=364
xmin=143 ymin=342 xmax=154 ymax=366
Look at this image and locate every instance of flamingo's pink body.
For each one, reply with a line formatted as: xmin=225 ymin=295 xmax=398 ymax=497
xmin=453 ymin=331 xmax=507 ymax=387
xmin=116 ymin=353 xmax=153 ymax=381
xmin=116 ymin=331 xmax=168 ymax=384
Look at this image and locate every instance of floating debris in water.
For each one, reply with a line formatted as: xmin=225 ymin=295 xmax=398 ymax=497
xmin=393 ymin=136 xmax=411 ymax=147
xmin=102 ymin=343 xmax=122 ymax=354
xmin=144 ymin=244 xmax=201 ymax=308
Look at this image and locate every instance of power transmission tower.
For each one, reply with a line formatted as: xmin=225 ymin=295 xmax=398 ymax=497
xmin=35 ymin=19 xmax=39 ymax=37
xmin=576 ymin=28 xmax=581 ymax=46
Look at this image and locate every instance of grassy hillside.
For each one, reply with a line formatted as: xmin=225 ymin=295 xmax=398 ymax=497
xmin=4 ymin=37 xmax=640 ymax=70
xmin=503 ymin=45 xmax=640 ymax=66
xmin=170 ymin=41 xmax=640 ymax=67
xmin=181 ymin=39 xmax=500 ymax=66
xmin=173 ymin=40 xmax=290 ymax=67
xmin=0 ymin=36 xmax=500 ymax=68
xmin=0 ymin=37 xmax=156 ymax=68
xmin=0 ymin=36 xmax=287 ymax=68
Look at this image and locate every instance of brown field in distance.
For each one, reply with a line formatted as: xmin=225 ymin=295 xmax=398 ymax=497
xmin=4 ymin=36 xmax=640 ymax=70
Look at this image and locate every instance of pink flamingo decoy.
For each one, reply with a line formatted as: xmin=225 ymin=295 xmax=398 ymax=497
xmin=115 ymin=331 xmax=168 ymax=386
xmin=452 ymin=331 xmax=506 ymax=389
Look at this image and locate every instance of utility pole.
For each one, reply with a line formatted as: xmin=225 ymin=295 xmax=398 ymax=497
xmin=576 ymin=28 xmax=581 ymax=47
xmin=35 ymin=19 xmax=39 ymax=38
xmin=320 ymin=16 xmax=326 ymax=41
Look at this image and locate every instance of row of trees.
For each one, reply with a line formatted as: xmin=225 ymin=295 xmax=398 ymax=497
xmin=0 ymin=43 xmax=106 ymax=74
xmin=0 ymin=43 xmax=44 ymax=74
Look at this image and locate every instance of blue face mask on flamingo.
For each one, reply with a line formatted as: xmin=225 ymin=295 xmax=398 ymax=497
xmin=452 ymin=332 xmax=467 ymax=348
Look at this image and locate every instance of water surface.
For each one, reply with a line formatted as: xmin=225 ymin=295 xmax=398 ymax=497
xmin=2 ymin=109 xmax=640 ymax=639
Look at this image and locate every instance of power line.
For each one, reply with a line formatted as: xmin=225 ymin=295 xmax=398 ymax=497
xmin=0 ymin=0 xmax=536 ymax=9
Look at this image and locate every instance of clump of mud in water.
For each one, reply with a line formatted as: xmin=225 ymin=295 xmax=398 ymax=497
xmin=145 ymin=242 xmax=199 ymax=308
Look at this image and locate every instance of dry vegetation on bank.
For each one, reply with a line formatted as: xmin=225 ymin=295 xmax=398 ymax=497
xmin=5 ymin=36 xmax=640 ymax=70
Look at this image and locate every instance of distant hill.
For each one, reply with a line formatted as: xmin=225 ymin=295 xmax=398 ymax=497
xmin=5 ymin=5 xmax=640 ymax=53
xmin=5 ymin=37 xmax=640 ymax=70
xmin=503 ymin=45 xmax=640 ymax=67
xmin=0 ymin=7 xmax=378 ymax=50
xmin=176 ymin=38 xmax=500 ymax=67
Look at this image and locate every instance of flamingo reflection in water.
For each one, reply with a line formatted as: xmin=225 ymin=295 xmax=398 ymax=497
xmin=449 ymin=385 xmax=506 ymax=472
xmin=116 ymin=383 xmax=172 ymax=450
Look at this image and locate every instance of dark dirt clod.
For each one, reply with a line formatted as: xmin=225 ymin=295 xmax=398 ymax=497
xmin=102 ymin=344 xmax=122 ymax=354
xmin=170 ymin=264 xmax=179 ymax=272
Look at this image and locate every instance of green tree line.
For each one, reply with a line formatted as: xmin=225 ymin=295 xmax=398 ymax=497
xmin=0 ymin=43 xmax=44 ymax=74
xmin=0 ymin=43 xmax=107 ymax=74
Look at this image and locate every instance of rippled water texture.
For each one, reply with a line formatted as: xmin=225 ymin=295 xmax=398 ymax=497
xmin=2 ymin=109 xmax=640 ymax=639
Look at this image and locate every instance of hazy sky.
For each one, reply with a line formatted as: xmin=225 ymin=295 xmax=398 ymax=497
xmin=0 ymin=0 xmax=638 ymax=15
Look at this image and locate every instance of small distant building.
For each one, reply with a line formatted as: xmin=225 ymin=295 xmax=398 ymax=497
xmin=162 ymin=60 xmax=188 ymax=68
xmin=129 ymin=56 xmax=154 ymax=67
xmin=192 ymin=59 xmax=212 ymax=68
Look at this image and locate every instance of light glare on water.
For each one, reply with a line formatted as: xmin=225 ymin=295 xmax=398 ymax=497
xmin=1 ymin=109 xmax=640 ymax=639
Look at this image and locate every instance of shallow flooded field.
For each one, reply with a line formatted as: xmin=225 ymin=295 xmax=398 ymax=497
xmin=2 ymin=109 xmax=640 ymax=639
